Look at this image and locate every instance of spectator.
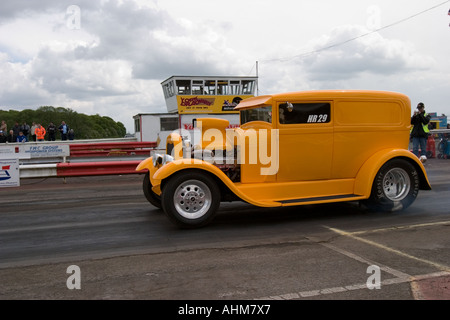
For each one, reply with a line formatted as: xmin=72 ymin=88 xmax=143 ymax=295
xmin=12 ymin=122 xmax=20 ymax=137
xmin=30 ymin=122 xmax=37 ymax=142
xmin=0 ymin=120 xmax=7 ymax=133
xmin=35 ymin=123 xmax=46 ymax=142
xmin=59 ymin=121 xmax=69 ymax=141
xmin=68 ymin=128 xmax=75 ymax=140
xmin=20 ymin=122 xmax=31 ymax=140
xmin=410 ymin=102 xmax=431 ymax=158
xmin=47 ymin=122 xmax=57 ymax=141
xmin=6 ymin=130 xmax=16 ymax=143
xmin=0 ymin=130 xmax=6 ymax=143
xmin=16 ymin=131 xmax=28 ymax=143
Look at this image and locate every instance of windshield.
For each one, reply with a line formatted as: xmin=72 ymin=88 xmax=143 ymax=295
xmin=240 ymin=105 xmax=272 ymax=125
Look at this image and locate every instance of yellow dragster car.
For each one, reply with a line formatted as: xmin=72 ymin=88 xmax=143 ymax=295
xmin=136 ymin=90 xmax=431 ymax=228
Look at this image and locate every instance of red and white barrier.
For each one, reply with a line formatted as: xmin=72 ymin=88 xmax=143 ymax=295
xmin=19 ymin=163 xmax=58 ymax=179
xmin=20 ymin=161 xmax=148 ymax=179
xmin=57 ymin=161 xmax=146 ymax=177
xmin=5 ymin=140 xmax=156 ymax=179
xmin=69 ymin=141 xmax=156 ymax=157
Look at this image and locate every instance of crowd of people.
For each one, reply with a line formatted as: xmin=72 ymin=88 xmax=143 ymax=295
xmin=0 ymin=120 xmax=74 ymax=143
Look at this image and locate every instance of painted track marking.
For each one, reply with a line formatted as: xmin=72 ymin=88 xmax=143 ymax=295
xmin=256 ymin=221 xmax=450 ymax=299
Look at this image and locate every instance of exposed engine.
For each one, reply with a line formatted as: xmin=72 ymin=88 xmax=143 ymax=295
xmin=153 ymin=138 xmax=241 ymax=183
xmin=191 ymin=148 xmax=240 ymax=182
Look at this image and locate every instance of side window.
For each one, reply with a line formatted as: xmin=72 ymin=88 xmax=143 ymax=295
xmin=279 ymin=102 xmax=331 ymax=124
xmin=240 ymin=106 xmax=272 ymax=125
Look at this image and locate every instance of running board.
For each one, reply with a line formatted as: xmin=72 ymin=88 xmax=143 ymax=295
xmin=278 ymin=194 xmax=362 ymax=205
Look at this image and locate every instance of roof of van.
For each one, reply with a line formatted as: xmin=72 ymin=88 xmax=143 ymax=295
xmin=234 ymin=90 xmax=410 ymax=110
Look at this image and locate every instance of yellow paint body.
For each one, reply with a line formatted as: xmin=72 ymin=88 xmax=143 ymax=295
xmin=137 ymin=90 xmax=431 ymax=208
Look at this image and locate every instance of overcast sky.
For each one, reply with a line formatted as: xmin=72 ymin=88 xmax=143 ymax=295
xmin=0 ymin=0 xmax=449 ymax=133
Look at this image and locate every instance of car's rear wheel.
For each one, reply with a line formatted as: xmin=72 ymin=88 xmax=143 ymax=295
xmin=161 ymin=171 xmax=220 ymax=228
xmin=143 ymin=171 xmax=162 ymax=208
xmin=363 ymin=159 xmax=420 ymax=212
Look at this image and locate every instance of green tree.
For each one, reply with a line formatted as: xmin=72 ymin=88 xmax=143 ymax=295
xmin=0 ymin=106 xmax=126 ymax=139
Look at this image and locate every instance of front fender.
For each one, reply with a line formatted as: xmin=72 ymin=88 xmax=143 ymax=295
xmin=153 ymin=158 xmax=226 ymax=180
xmin=136 ymin=157 xmax=154 ymax=172
xmin=136 ymin=157 xmax=162 ymax=193
xmin=354 ymin=149 xmax=431 ymax=197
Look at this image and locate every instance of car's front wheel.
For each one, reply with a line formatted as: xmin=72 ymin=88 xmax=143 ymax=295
xmin=363 ymin=159 xmax=420 ymax=212
xmin=161 ymin=171 xmax=220 ymax=228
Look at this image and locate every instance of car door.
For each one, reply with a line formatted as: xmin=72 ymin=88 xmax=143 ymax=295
xmin=276 ymin=101 xmax=334 ymax=182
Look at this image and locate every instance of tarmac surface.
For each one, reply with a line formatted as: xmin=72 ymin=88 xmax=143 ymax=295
xmin=0 ymin=157 xmax=449 ymax=303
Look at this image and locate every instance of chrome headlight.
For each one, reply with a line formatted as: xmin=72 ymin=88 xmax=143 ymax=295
xmin=162 ymin=154 xmax=174 ymax=165
xmin=152 ymin=153 xmax=163 ymax=167
xmin=152 ymin=153 xmax=174 ymax=167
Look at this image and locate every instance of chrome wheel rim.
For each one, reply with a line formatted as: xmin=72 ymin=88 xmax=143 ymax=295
xmin=383 ymin=168 xmax=410 ymax=201
xmin=174 ymin=180 xmax=211 ymax=219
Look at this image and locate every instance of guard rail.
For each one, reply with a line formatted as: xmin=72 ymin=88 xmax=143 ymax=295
xmin=69 ymin=141 xmax=157 ymax=157
xmin=1 ymin=139 xmax=157 ymax=180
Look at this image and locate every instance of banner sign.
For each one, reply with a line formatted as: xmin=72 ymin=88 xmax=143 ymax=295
xmin=0 ymin=146 xmax=16 ymax=158
xmin=0 ymin=144 xmax=69 ymax=159
xmin=0 ymin=159 xmax=20 ymax=187
xmin=19 ymin=144 xmax=70 ymax=158
xmin=177 ymin=95 xmax=252 ymax=114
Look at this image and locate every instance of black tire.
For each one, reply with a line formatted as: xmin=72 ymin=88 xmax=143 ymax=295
xmin=161 ymin=171 xmax=220 ymax=228
xmin=362 ymin=159 xmax=419 ymax=212
xmin=143 ymin=171 xmax=162 ymax=209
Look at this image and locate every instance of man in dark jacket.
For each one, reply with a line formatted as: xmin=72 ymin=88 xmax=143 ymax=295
xmin=6 ymin=130 xmax=16 ymax=143
xmin=12 ymin=122 xmax=20 ymax=137
xmin=59 ymin=121 xmax=69 ymax=141
xmin=410 ymin=102 xmax=431 ymax=158
xmin=47 ymin=122 xmax=57 ymax=141
xmin=0 ymin=130 xmax=6 ymax=143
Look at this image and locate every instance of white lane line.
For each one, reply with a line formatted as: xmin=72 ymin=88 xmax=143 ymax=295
xmin=320 ymin=242 xmax=411 ymax=279
xmin=326 ymin=226 xmax=450 ymax=273
xmin=256 ymin=269 xmax=450 ymax=300
xmin=256 ymin=242 xmax=410 ymax=300
xmin=348 ymin=220 xmax=450 ymax=236
xmin=256 ymin=221 xmax=450 ymax=300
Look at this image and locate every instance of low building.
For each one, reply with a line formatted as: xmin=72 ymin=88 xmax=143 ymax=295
xmin=133 ymin=75 xmax=258 ymax=148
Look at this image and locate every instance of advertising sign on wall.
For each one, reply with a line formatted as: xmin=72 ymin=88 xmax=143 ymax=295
xmin=0 ymin=159 xmax=20 ymax=187
xmin=19 ymin=144 xmax=70 ymax=158
xmin=177 ymin=95 xmax=252 ymax=114
xmin=1 ymin=144 xmax=70 ymax=159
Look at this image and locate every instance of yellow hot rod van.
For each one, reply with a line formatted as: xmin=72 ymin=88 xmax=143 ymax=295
xmin=136 ymin=90 xmax=431 ymax=228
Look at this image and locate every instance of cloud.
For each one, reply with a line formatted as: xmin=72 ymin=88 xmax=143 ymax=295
xmin=29 ymin=46 xmax=137 ymax=100
xmin=0 ymin=53 xmax=49 ymax=106
xmin=53 ymin=1 xmax=238 ymax=80
xmin=301 ymin=25 xmax=435 ymax=81
xmin=0 ymin=0 xmax=246 ymax=131
xmin=253 ymin=23 xmax=442 ymax=110
xmin=0 ymin=0 xmax=99 ymax=22
xmin=0 ymin=1 xmax=448 ymax=133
